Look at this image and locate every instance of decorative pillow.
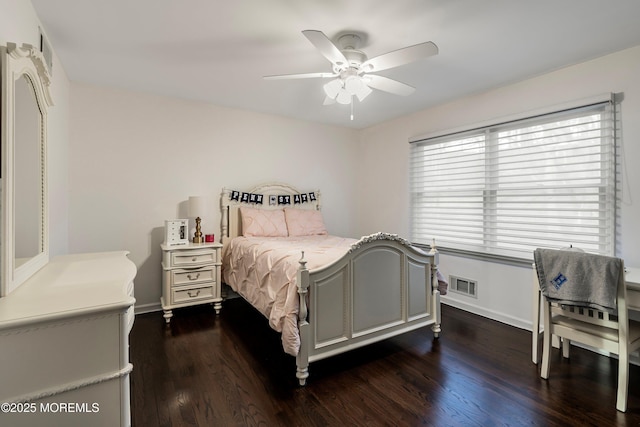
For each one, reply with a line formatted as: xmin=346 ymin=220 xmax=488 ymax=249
xmin=284 ymin=208 xmax=328 ymax=236
xmin=240 ymin=207 xmax=288 ymax=237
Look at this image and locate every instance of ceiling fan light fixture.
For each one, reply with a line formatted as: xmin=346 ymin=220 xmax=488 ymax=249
xmin=336 ymin=89 xmax=352 ymax=105
xmin=343 ymin=75 xmax=360 ymax=93
xmin=323 ymin=78 xmax=343 ymax=99
xmin=345 ymin=76 xmax=372 ymax=102
xmin=323 ymin=96 xmax=336 ymax=105
xmin=357 ymin=84 xmax=372 ymax=102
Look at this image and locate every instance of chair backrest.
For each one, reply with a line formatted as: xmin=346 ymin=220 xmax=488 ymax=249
xmin=543 ymin=260 xmax=627 ymax=358
xmin=534 ymin=248 xmax=626 ymax=336
xmin=550 ymin=301 xmax=620 ymax=329
xmin=534 ymin=248 xmax=623 ymax=312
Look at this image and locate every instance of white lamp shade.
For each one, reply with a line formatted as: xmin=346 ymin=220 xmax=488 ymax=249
xmin=345 ymin=76 xmax=372 ymax=102
xmin=323 ymin=79 xmax=343 ymax=99
xmin=323 ymin=95 xmax=336 ymax=105
xmin=336 ymin=89 xmax=352 ymax=105
xmin=188 ymin=196 xmax=206 ymax=217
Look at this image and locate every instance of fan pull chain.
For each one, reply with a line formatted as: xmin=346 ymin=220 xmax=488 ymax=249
xmin=350 ymin=97 xmax=354 ymax=121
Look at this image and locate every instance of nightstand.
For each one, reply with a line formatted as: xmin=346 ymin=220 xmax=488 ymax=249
xmin=160 ymin=242 xmax=223 ymax=323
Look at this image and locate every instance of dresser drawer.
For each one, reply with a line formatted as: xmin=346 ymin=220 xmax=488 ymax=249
xmin=171 ymin=249 xmax=216 ymax=267
xmin=172 ymin=267 xmax=215 ymax=286
xmin=172 ymin=285 xmax=214 ymax=304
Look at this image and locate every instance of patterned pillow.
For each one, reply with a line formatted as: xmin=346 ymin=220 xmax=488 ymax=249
xmin=240 ymin=207 xmax=288 ymax=237
xmin=284 ymin=208 xmax=328 ymax=236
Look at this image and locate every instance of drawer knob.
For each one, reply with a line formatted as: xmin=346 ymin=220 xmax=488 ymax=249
xmin=187 ymin=273 xmax=201 ymax=281
xmin=187 ymin=290 xmax=201 ymax=298
xmin=192 ymin=257 xmax=197 ymax=262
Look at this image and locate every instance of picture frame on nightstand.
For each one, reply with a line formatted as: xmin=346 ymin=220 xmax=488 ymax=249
xmin=164 ymin=219 xmax=189 ymax=246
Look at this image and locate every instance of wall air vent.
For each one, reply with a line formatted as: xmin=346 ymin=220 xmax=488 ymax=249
xmin=39 ymin=27 xmax=53 ymax=75
xmin=449 ymin=275 xmax=478 ymax=298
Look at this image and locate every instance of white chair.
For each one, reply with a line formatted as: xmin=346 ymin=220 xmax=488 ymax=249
xmin=532 ymin=246 xmax=585 ymax=364
xmin=536 ymin=251 xmax=640 ymax=412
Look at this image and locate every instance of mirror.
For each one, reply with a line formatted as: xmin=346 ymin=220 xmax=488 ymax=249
xmin=14 ymin=75 xmax=43 ymax=264
xmin=1 ymin=43 xmax=53 ymax=296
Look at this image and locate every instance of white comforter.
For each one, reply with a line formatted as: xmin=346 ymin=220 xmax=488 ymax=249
xmin=222 ymin=235 xmax=356 ymax=356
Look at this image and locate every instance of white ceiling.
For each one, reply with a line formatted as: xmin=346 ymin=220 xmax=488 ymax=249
xmin=31 ymin=0 xmax=640 ymax=129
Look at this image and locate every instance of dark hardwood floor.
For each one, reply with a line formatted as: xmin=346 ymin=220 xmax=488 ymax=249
xmin=131 ymin=299 xmax=640 ymax=426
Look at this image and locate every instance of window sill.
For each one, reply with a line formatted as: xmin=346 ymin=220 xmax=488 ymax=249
xmin=413 ymin=244 xmax=534 ymax=268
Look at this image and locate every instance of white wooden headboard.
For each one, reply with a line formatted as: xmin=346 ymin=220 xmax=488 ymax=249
xmin=220 ymin=183 xmax=321 ymax=244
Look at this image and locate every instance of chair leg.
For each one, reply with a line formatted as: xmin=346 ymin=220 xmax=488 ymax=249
xmin=540 ymin=299 xmax=553 ymax=380
xmin=541 ymin=333 xmax=551 ymax=379
xmin=617 ymin=351 xmax=629 ymax=412
xmin=541 ymin=305 xmax=552 ymax=379
xmin=562 ymin=338 xmax=571 ymax=359
xmin=532 ymin=286 xmax=542 ymax=364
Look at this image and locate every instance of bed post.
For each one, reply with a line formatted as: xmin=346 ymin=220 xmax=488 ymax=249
xmin=220 ymin=188 xmax=230 ymax=244
xmin=296 ymin=251 xmax=310 ymax=385
xmin=429 ymin=239 xmax=441 ymax=338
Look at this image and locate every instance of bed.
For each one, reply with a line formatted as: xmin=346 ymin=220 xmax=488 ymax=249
xmin=221 ymin=183 xmax=442 ymax=385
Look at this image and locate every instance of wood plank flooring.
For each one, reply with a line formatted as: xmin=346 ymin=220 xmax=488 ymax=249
xmin=130 ymin=298 xmax=640 ymax=426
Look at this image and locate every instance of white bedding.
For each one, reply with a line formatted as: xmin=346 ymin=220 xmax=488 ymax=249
xmin=222 ymin=235 xmax=357 ymax=356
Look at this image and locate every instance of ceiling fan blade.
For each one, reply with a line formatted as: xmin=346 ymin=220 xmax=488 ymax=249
xmin=263 ymin=72 xmax=336 ymax=80
xmin=362 ymin=41 xmax=438 ymax=72
xmin=365 ymin=75 xmax=415 ymax=96
xmin=302 ymin=30 xmax=349 ymax=67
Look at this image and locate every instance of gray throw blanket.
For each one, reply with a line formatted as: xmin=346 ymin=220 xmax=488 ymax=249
xmin=533 ymin=248 xmax=623 ymax=312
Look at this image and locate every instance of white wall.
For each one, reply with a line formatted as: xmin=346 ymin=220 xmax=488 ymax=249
xmin=47 ymin=46 xmax=71 ymax=258
xmin=0 ymin=1 xmax=41 ymax=45
xmin=69 ymin=84 xmax=359 ymax=311
xmin=0 ymin=0 xmax=70 ymax=258
xmin=357 ymin=45 xmax=640 ymax=329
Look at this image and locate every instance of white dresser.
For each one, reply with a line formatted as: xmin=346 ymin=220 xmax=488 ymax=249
xmin=0 ymin=251 xmax=136 ymax=427
xmin=161 ymin=242 xmax=223 ymax=323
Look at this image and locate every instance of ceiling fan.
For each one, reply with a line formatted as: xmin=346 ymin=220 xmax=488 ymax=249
xmin=264 ymin=30 xmax=439 ymax=114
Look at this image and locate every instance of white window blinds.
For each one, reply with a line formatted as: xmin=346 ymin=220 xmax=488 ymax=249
xmin=410 ymin=100 xmax=615 ymax=260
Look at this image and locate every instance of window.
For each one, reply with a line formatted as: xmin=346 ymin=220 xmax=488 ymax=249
xmin=410 ymin=100 xmax=616 ymax=260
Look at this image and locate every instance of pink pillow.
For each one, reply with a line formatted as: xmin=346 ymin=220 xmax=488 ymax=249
xmin=240 ymin=207 xmax=288 ymax=237
xmin=284 ymin=208 xmax=328 ymax=236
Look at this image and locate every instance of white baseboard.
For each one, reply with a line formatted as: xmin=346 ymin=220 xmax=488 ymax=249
xmin=441 ymin=296 xmax=531 ymax=331
xmin=134 ymin=302 xmax=161 ymax=315
xmin=133 ymin=287 xmax=239 ymax=315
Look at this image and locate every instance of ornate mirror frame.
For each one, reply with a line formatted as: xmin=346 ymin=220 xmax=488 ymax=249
xmin=0 ymin=43 xmax=53 ymax=296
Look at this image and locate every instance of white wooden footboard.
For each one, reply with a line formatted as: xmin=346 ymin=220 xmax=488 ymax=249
xmin=296 ymin=233 xmax=439 ymax=385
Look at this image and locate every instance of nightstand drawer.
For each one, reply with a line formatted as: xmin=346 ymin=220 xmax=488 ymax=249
xmin=171 ymin=249 xmax=216 ymax=267
xmin=172 ymin=267 xmax=215 ymax=286
xmin=172 ymin=285 xmax=214 ymax=304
